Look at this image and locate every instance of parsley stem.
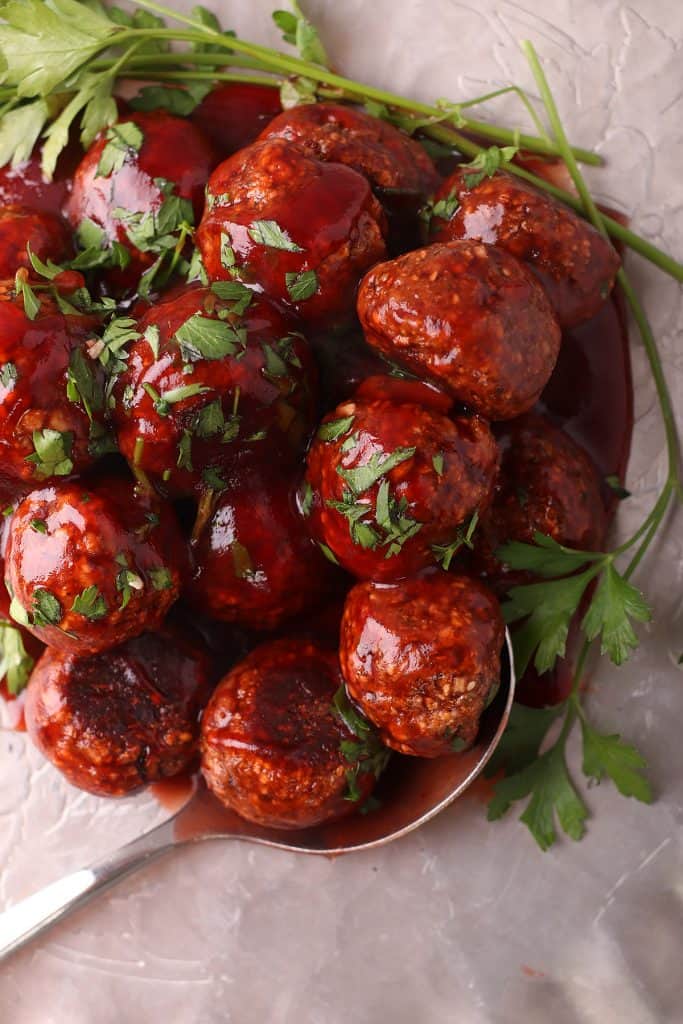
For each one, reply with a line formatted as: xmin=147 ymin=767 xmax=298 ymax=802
xmin=129 ymin=70 xmax=279 ymax=87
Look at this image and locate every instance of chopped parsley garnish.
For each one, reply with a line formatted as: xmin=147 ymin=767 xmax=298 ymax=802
xmin=25 ymin=429 xmax=74 ymax=478
xmin=149 ymin=566 xmax=173 ymax=591
xmin=0 ymin=622 xmax=35 ymax=695
xmin=116 ymin=565 xmax=143 ymax=610
xmin=317 ymin=415 xmax=355 ymax=442
xmin=248 ymin=219 xmax=303 ymax=251
xmin=0 ymin=362 xmax=18 ymax=389
xmin=30 ymin=519 xmax=47 ymax=533
xmin=332 ymin=686 xmax=390 ymax=801
xmin=15 ymin=271 xmax=40 ymax=320
xmin=299 ymin=480 xmax=314 ymax=517
xmin=461 ymin=144 xmax=518 ymax=189
xmin=32 ymin=588 xmax=62 ymax=628
xmin=71 ymin=585 xmax=107 ymax=620
xmin=177 ymin=429 xmax=193 ymax=470
xmin=67 ymin=347 xmax=103 ymax=418
xmin=175 ymin=313 xmax=247 ymax=362
xmin=432 ymin=510 xmax=480 ymax=570
xmin=337 ymin=446 xmax=415 ymax=495
xmin=210 ymin=279 xmax=254 ymax=315
xmin=202 ymin=466 xmax=227 ymax=492
xmin=96 ymin=121 xmax=144 ymax=177
xmin=285 ymin=268 xmax=318 ymax=301
xmin=143 ymin=381 xmax=210 ymax=417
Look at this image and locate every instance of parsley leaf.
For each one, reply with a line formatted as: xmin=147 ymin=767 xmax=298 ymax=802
xmin=71 ymin=585 xmax=107 ymax=620
xmin=0 ymin=622 xmax=35 ymax=696
xmin=210 ymin=280 xmax=254 ymax=315
xmin=580 ymin=718 xmax=652 ymax=803
xmin=25 ymin=429 xmax=74 ymax=479
xmin=338 ymin=446 xmax=416 ymax=496
xmin=248 ymin=219 xmax=303 ymax=251
xmin=149 ymin=566 xmax=173 ymax=591
xmin=432 ymin=510 xmax=479 ymax=570
xmin=202 ymin=466 xmax=226 ymax=492
xmin=272 ymin=1 xmax=329 ymax=66
xmin=317 ymin=415 xmax=355 ymax=442
xmin=116 ymin=566 xmax=143 ymax=611
xmin=498 ymin=531 xmax=603 ymax=579
xmin=462 ymin=144 xmax=518 ymax=189
xmin=31 ymin=588 xmax=63 ymax=628
xmin=130 ymin=80 xmax=211 ymax=117
xmin=285 ymin=268 xmax=318 ymax=301
xmin=67 ymin=347 xmax=103 ymax=417
xmin=175 ymin=314 xmax=247 ymax=362
xmin=299 ymin=480 xmax=314 ymax=517
xmin=15 ymin=271 xmax=40 ymax=320
xmin=0 ymin=362 xmax=18 ymax=389
xmin=580 ymin=564 xmax=651 ymax=665
xmin=96 ymin=121 xmax=144 ymax=177
xmin=332 ymin=686 xmax=390 ymax=800
xmin=143 ymin=381 xmax=211 ymax=417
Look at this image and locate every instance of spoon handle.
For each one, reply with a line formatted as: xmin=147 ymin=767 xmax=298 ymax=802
xmin=0 ymin=817 xmax=180 ymax=962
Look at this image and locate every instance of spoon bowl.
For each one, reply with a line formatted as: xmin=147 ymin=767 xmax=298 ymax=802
xmin=0 ymin=632 xmax=515 ymax=960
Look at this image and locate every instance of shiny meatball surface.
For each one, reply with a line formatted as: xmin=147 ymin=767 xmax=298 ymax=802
xmin=191 ymin=82 xmax=282 ymax=157
xmin=303 ymin=384 xmax=498 ymax=580
xmin=473 ymin=413 xmax=607 ymax=587
xmin=0 ymin=205 xmax=72 ymax=278
xmin=25 ymin=629 xmax=210 ymax=796
xmin=111 ymin=283 xmax=316 ymax=495
xmin=197 ymin=138 xmax=387 ymax=324
xmin=430 ymin=169 xmax=620 ymax=327
xmin=66 ymin=112 xmax=214 ymax=292
xmin=340 ymin=573 xmax=504 ymax=756
xmin=187 ymin=466 xmax=337 ymax=630
xmin=357 ymin=241 xmax=561 ymax=420
xmin=6 ymin=478 xmax=185 ymax=654
xmin=258 ymin=102 xmax=440 ymax=197
xmin=201 ymin=638 xmax=382 ymax=829
xmin=0 ymin=291 xmax=108 ymax=489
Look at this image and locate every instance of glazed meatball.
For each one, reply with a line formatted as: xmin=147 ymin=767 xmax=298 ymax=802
xmin=303 ymin=382 xmax=498 ymax=580
xmin=0 ymin=289 xmax=109 ymax=488
xmin=357 ymin=241 xmax=561 ymax=420
xmin=25 ymin=629 xmax=211 ymax=796
xmin=197 ymin=138 xmax=387 ymax=325
xmin=0 ymin=145 xmax=76 ymax=214
xmin=473 ymin=413 xmax=607 ymax=587
xmin=201 ymin=637 xmax=387 ymax=828
xmin=187 ymin=466 xmax=338 ymax=630
xmin=66 ymin=112 xmax=215 ymax=293
xmin=111 ymin=283 xmax=316 ymax=496
xmin=191 ymin=82 xmax=283 ymax=157
xmin=258 ymin=103 xmax=440 ymax=198
xmin=340 ymin=573 xmax=504 ymax=756
xmin=0 ymin=205 xmax=72 ymax=278
xmin=430 ymin=168 xmax=620 ymax=327
xmin=5 ymin=478 xmax=185 ymax=654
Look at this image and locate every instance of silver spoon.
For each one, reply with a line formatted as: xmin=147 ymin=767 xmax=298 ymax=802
xmin=0 ymin=632 xmax=515 ymax=962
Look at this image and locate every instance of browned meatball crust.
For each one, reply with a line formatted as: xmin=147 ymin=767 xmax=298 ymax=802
xmin=357 ymin=241 xmax=561 ymax=420
xmin=258 ymin=102 xmax=440 ymax=196
xmin=201 ymin=638 xmax=385 ymax=828
xmin=197 ymin=138 xmax=387 ymax=325
xmin=340 ymin=573 xmax=504 ymax=757
xmin=473 ymin=413 xmax=607 ymax=587
xmin=430 ymin=168 xmax=620 ymax=327
xmin=25 ymin=629 xmax=211 ymax=796
xmin=303 ymin=384 xmax=498 ymax=580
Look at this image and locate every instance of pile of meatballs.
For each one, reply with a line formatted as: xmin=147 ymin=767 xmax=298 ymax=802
xmin=0 ymin=86 xmax=617 ymax=830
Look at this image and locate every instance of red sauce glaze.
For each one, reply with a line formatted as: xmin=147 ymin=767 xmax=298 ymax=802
xmin=304 ymin=385 xmax=498 ymax=580
xmin=0 ymin=206 xmax=72 ymax=278
xmin=25 ymin=627 xmax=211 ymax=796
xmin=197 ymin=138 xmax=388 ymax=325
xmin=258 ymin=102 xmax=440 ymax=197
xmin=187 ymin=464 xmax=340 ymax=630
xmin=191 ymin=83 xmax=283 ymax=158
xmin=201 ymin=636 xmax=377 ymax=828
xmin=0 ymin=146 xmax=79 ymax=216
xmin=66 ymin=112 xmax=215 ymax=293
xmin=111 ymin=284 xmax=317 ymax=496
xmin=5 ymin=477 xmax=187 ymax=654
xmin=340 ymin=573 xmax=504 ymax=757
xmin=0 ymin=291 xmax=107 ymax=490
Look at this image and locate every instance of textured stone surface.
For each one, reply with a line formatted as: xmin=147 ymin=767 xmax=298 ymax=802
xmin=1 ymin=2 xmax=682 ymax=1021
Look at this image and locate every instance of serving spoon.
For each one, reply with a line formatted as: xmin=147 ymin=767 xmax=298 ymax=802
xmin=0 ymin=633 xmax=514 ymax=962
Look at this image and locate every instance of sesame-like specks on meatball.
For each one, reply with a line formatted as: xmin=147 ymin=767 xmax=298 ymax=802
xmin=0 ymin=205 xmax=72 ymax=279
xmin=0 ymin=290 xmax=108 ymax=487
xmin=357 ymin=240 xmax=562 ymax=421
xmin=187 ymin=465 xmax=339 ymax=630
xmin=303 ymin=384 xmax=498 ymax=580
xmin=25 ymin=629 xmax=211 ymax=796
xmin=201 ymin=637 xmax=385 ymax=828
xmin=340 ymin=573 xmax=504 ymax=757
xmin=430 ymin=168 xmax=620 ymax=327
xmin=66 ymin=112 xmax=215 ymax=294
xmin=473 ymin=412 xmax=607 ymax=589
xmin=111 ymin=283 xmax=317 ymax=496
xmin=258 ymin=102 xmax=440 ymax=197
xmin=5 ymin=478 xmax=185 ymax=654
xmin=197 ymin=138 xmax=388 ymax=325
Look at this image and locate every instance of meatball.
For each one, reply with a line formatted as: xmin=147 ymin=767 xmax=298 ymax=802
xmin=201 ymin=637 xmax=387 ymax=828
xmin=66 ymin=112 xmax=215 ymax=293
xmin=0 ymin=205 xmax=72 ymax=278
xmin=357 ymin=241 xmax=561 ymax=420
xmin=191 ymin=82 xmax=283 ymax=157
xmin=5 ymin=478 xmax=185 ymax=654
xmin=473 ymin=413 xmax=607 ymax=587
xmin=0 ymin=289 xmax=109 ymax=487
xmin=197 ymin=138 xmax=387 ymax=325
xmin=430 ymin=168 xmax=620 ymax=327
xmin=340 ymin=573 xmax=504 ymax=757
xmin=303 ymin=383 xmax=498 ymax=580
xmin=25 ymin=628 xmax=211 ymax=796
xmin=258 ymin=102 xmax=440 ymax=198
xmin=187 ymin=465 xmax=339 ymax=630
xmin=111 ymin=283 xmax=316 ymax=496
